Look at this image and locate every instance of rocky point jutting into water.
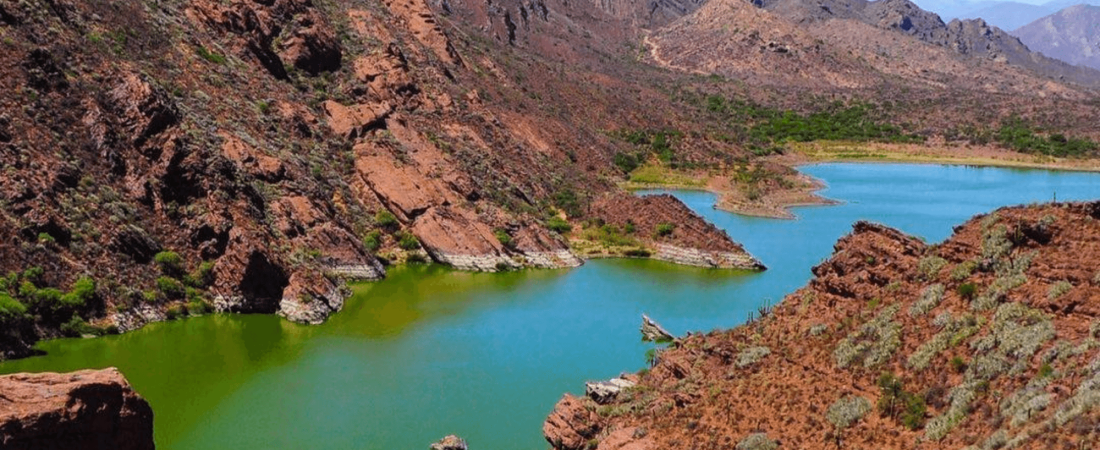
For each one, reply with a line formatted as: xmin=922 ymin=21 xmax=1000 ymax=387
xmin=0 ymin=368 xmax=154 ymax=450
xmin=547 ymin=201 xmax=1100 ymax=449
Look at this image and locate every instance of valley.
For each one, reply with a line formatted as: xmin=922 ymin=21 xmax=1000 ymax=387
xmin=3 ymin=0 xmax=1100 ymax=447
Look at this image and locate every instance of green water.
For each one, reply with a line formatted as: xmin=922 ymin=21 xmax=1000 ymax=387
xmin=1 ymin=163 xmax=1098 ymax=449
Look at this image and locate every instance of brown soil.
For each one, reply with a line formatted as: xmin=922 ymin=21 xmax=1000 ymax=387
xmin=545 ymin=202 xmax=1100 ymax=449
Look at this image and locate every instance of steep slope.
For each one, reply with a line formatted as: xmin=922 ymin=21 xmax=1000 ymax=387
xmin=648 ymin=0 xmax=1089 ymax=97
xmin=1014 ymin=5 xmax=1100 ymax=71
xmin=546 ymin=202 xmax=1100 ymax=450
xmin=747 ymin=0 xmax=1100 ymax=87
xmin=0 ymin=0 xmax=765 ymax=360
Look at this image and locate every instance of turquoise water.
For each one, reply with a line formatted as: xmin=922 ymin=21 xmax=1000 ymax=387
xmin=0 ymin=163 xmax=1097 ymax=449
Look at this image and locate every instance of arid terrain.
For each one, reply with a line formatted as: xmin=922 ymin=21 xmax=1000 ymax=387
xmin=547 ymin=202 xmax=1100 ymax=449
xmin=3 ymin=0 xmax=1100 ymax=445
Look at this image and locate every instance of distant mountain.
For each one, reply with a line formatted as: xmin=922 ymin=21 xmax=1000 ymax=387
xmin=746 ymin=0 xmax=1100 ymax=87
xmin=1014 ymin=4 xmax=1100 ymax=70
xmin=957 ymin=1 xmax=1052 ymax=30
xmin=950 ymin=0 xmax=1100 ymax=31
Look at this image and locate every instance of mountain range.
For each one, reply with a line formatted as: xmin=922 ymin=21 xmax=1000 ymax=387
xmin=1015 ymin=4 xmax=1100 ymax=70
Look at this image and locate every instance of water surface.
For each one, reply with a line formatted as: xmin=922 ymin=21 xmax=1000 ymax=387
xmin=1 ymin=163 xmax=1097 ymax=449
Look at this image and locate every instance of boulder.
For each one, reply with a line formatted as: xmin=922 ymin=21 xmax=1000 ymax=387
xmin=585 ymin=377 xmax=637 ymax=404
xmin=0 ymin=368 xmax=154 ymax=450
xmin=430 ymin=434 xmax=468 ymax=450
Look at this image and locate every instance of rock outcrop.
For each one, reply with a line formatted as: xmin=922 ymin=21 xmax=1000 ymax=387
xmin=546 ymin=202 xmax=1100 ymax=449
xmin=0 ymin=368 xmax=154 ymax=450
xmin=430 ymin=435 xmax=468 ymax=450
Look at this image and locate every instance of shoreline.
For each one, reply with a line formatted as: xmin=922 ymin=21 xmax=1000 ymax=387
xmin=627 ymin=142 xmax=1100 ymax=219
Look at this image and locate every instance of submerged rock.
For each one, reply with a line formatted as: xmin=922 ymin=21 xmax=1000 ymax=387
xmin=0 ymin=368 xmax=154 ymax=450
xmin=430 ymin=434 xmax=468 ymax=450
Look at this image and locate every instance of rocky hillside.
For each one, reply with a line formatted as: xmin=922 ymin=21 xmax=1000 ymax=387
xmin=1014 ymin=5 xmax=1100 ymax=71
xmin=0 ymin=0 xmax=769 ymax=360
xmin=0 ymin=368 xmax=153 ymax=450
xmin=546 ymin=202 xmax=1100 ymax=449
xmin=741 ymin=0 xmax=1100 ymax=87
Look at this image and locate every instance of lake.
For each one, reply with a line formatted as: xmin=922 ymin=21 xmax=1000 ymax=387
xmin=1 ymin=163 xmax=1098 ymax=449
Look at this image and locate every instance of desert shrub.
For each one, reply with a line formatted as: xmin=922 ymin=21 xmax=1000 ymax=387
xmin=994 ymin=118 xmax=1098 ymax=157
xmin=876 ymin=373 xmax=927 ymax=430
xmin=613 ymin=152 xmax=640 ymax=173
xmin=826 ymin=395 xmax=872 ymax=429
xmin=737 ymin=346 xmax=771 ymax=368
xmin=187 ymin=298 xmax=213 ymax=315
xmin=553 ymin=189 xmax=584 ymax=218
xmin=908 ymin=315 xmax=981 ymax=371
xmin=950 ymin=356 xmax=967 ymax=373
xmin=951 ymin=261 xmax=978 ymax=281
xmin=166 ymin=304 xmax=185 ymax=320
xmin=196 ymin=46 xmax=227 ymax=64
xmin=924 ymin=380 xmax=982 ymax=440
xmin=1047 ymin=281 xmax=1072 ymax=300
xmin=494 ymin=229 xmax=514 ymax=248
xmin=956 ymin=283 xmax=978 ymax=300
xmin=374 ymin=210 xmax=399 ymax=229
xmin=735 ymin=433 xmax=778 ymax=450
xmin=909 ymin=284 xmax=945 ymax=317
xmin=0 ymin=293 xmax=27 ymax=322
xmin=154 ymin=251 xmax=184 ymax=276
xmin=655 ymin=223 xmax=675 ymax=237
xmin=1000 ymin=378 xmax=1055 ymax=427
xmin=59 ymin=315 xmax=97 ymax=337
xmin=397 ymin=232 xmax=421 ymax=251
xmin=156 ymin=276 xmax=185 ymax=300
xmin=834 ymin=305 xmax=901 ymax=368
xmin=547 ymin=216 xmax=572 ymax=234
xmin=809 ymin=323 xmax=829 ymax=336
xmin=918 ymin=255 xmax=948 ymax=279
xmin=362 ymin=230 xmax=383 ymax=251
xmin=60 ymin=276 xmax=96 ymax=309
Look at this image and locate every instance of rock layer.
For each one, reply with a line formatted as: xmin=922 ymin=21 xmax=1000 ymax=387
xmin=0 ymin=368 xmax=154 ymax=450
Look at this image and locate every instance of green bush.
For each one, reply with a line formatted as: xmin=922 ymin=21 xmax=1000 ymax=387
xmin=59 ymin=315 xmax=97 ymax=337
xmin=950 ymin=356 xmax=967 ymax=373
xmin=546 ymin=217 xmax=572 ymax=234
xmin=196 ymin=46 xmax=227 ymax=64
xmin=185 ymin=262 xmax=216 ymax=288
xmin=494 ymin=229 xmax=514 ymax=248
xmin=156 ymin=276 xmax=185 ymax=300
xmin=956 ymin=283 xmax=978 ymax=300
xmin=397 ymin=232 xmax=421 ymax=251
xmin=37 ymin=232 xmax=56 ymax=244
xmin=363 ymin=230 xmax=383 ymax=251
xmin=166 ymin=304 xmax=185 ymax=320
xmin=655 ymin=223 xmax=675 ymax=237
xmin=60 ymin=276 xmax=96 ymax=309
xmin=877 ymin=372 xmax=927 ymax=430
xmin=553 ymin=189 xmax=584 ymax=218
xmin=187 ymin=298 xmax=213 ymax=315
xmin=0 ymin=293 xmax=27 ymax=321
xmin=613 ymin=152 xmax=639 ymax=173
xmin=375 ymin=210 xmax=399 ymax=229
xmin=994 ymin=118 xmax=1098 ymax=157
xmin=154 ymin=251 xmax=184 ymax=276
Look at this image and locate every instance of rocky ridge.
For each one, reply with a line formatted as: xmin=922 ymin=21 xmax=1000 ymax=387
xmin=546 ymin=202 xmax=1100 ymax=449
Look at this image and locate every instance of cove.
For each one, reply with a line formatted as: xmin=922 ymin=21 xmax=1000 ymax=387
xmin=1 ymin=163 xmax=1098 ymax=449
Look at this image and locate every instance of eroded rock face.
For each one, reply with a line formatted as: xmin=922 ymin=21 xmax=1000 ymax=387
xmin=430 ymin=434 xmax=468 ymax=450
xmin=543 ymin=395 xmax=600 ymax=450
xmin=0 ymin=368 xmax=154 ymax=450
